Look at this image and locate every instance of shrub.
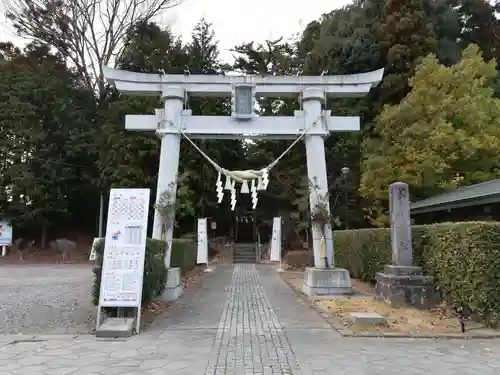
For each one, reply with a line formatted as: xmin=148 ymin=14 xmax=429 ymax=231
xmin=334 ymin=222 xmax=500 ymax=327
xmin=181 ymin=232 xmax=218 ymax=257
xmin=284 ymin=250 xmax=314 ymax=269
xmin=335 ymin=228 xmax=391 ymax=282
xmin=170 ymin=238 xmax=197 ymax=275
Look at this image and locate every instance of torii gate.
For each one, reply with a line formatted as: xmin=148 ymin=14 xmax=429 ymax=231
xmin=103 ymin=67 xmax=383 ymax=289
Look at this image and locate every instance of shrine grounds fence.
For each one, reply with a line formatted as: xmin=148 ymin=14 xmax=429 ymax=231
xmin=335 ymin=221 xmax=500 ymax=328
xmin=91 ymin=238 xmax=197 ymax=307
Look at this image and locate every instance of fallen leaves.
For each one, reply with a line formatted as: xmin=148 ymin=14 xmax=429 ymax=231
xmin=144 ymin=300 xmax=169 ymax=315
xmin=182 ymin=268 xmax=205 ymax=290
xmin=281 ymin=271 xmax=491 ymax=335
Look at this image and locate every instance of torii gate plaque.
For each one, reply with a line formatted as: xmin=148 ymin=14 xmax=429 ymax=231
xmin=104 ymin=66 xmax=383 ymax=297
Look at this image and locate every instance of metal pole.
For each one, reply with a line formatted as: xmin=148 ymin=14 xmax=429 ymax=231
xmin=343 ymin=176 xmax=348 ymax=229
xmin=98 ymin=193 xmax=104 ymax=238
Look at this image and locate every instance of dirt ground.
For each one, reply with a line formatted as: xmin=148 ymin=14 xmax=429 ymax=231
xmin=0 ymin=245 xmax=93 ymax=264
xmin=1 ymin=242 xmax=208 ymax=333
xmin=282 ymin=271 xmax=495 ymax=336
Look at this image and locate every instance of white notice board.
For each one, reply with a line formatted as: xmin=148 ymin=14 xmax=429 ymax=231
xmin=99 ymin=188 xmax=150 ymax=308
xmin=270 ymin=217 xmax=281 ymax=261
xmin=197 ymin=218 xmax=208 ymax=264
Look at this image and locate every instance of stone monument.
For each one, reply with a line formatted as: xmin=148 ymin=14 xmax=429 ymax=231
xmin=375 ymin=182 xmax=436 ymax=308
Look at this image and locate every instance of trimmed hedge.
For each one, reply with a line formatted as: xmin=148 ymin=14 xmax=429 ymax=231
xmin=92 ymin=238 xmax=197 ymax=307
xmin=334 ymin=222 xmax=500 ymax=327
xmin=170 ymin=238 xmax=197 ymax=275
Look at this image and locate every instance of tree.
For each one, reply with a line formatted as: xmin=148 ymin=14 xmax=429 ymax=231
xmin=181 ymin=19 xmax=245 ymax=233
xmin=232 ymin=38 xmax=309 ymax=243
xmin=361 ymin=45 xmax=500 ymax=224
xmin=99 ymin=20 xmax=244 ymax=235
xmin=373 ymin=0 xmax=438 ymax=105
xmin=99 ymin=22 xmax=186 ymax=192
xmin=4 ymin=0 xmax=183 ymax=97
xmin=292 ymin=0 xmax=471 ymax=228
xmin=453 ymin=0 xmax=500 ymax=64
xmin=0 ymin=41 xmax=96 ymax=244
xmin=231 ymin=35 xmax=370 ymax=239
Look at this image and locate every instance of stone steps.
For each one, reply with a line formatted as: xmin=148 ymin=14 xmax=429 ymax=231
xmin=233 ymin=243 xmax=257 ymax=264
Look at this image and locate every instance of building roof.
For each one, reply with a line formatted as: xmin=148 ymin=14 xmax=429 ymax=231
xmin=410 ymin=179 xmax=500 ymax=214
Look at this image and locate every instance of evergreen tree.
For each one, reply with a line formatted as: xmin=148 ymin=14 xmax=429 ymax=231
xmin=0 ymin=41 xmax=96 ymax=245
xmin=362 ymin=45 xmax=500 ymax=224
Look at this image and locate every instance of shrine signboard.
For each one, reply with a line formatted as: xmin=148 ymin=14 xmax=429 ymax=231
xmin=99 ymin=188 xmax=150 ymax=308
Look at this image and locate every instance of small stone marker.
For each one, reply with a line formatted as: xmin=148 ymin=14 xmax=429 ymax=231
xmin=349 ymin=312 xmax=386 ymax=325
xmin=375 ymin=182 xmax=436 ymax=309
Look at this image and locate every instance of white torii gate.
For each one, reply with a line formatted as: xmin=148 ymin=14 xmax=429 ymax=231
xmin=103 ymin=67 xmax=383 ymax=273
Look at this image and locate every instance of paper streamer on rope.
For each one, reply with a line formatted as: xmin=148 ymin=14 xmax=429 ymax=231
xmin=230 ymin=185 xmax=236 ymax=211
xmin=251 ymin=180 xmax=258 ymax=209
xmin=241 ymin=180 xmax=249 ymax=194
xmin=161 ymin=115 xmax=323 ymax=210
xmin=216 ymin=172 xmax=224 ymax=203
xmin=224 ymin=176 xmax=232 ymax=190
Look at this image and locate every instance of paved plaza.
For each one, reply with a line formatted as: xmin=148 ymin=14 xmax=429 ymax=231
xmin=1 ymin=264 xmax=499 ymax=374
xmin=0 ymin=264 xmax=95 ymax=335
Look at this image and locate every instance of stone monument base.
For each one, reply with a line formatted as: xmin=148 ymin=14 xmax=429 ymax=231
xmin=161 ymin=267 xmax=183 ymax=301
xmin=302 ymin=267 xmax=353 ymax=297
xmin=375 ymin=265 xmax=437 ymax=309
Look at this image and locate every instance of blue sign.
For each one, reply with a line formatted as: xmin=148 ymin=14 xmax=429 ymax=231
xmin=0 ymin=220 xmax=13 ymax=246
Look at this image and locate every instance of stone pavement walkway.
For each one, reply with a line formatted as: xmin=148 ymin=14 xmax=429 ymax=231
xmin=1 ymin=264 xmax=500 ymax=374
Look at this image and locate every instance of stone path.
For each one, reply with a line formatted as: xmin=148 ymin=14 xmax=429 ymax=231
xmin=1 ymin=264 xmax=500 ymax=375
xmin=204 ymin=265 xmax=301 ymax=374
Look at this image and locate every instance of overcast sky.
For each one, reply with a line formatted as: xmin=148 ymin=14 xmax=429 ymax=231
xmin=0 ymin=0 xmax=351 ymax=63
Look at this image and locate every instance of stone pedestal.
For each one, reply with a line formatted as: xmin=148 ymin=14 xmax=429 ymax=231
xmin=161 ymin=267 xmax=183 ymax=301
xmin=95 ymin=318 xmax=135 ymax=338
xmin=375 ymin=265 xmax=437 ymax=309
xmin=302 ymin=267 xmax=353 ymax=297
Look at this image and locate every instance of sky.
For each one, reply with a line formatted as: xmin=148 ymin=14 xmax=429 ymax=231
xmin=164 ymin=0 xmax=351 ymax=62
xmin=0 ymin=0 xmax=351 ymax=63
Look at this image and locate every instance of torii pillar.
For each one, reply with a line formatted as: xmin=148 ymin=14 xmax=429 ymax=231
xmin=103 ymin=66 xmax=383 ymax=299
xmin=153 ymin=87 xmax=183 ymax=269
xmin=302 ymin=87 xmax=332 ymax=270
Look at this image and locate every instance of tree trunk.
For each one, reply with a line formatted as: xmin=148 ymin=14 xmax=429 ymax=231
xmin=40 ymin=222 xmax=47 ymax=249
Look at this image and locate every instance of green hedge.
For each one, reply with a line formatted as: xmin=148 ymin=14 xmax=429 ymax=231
xmin=334 ymin=222 xmax=500 ymax=327
xmin=170 ymin=238 xmax=197 ymax=275
xmin=92 ymin=238 xmax=197 ymax=307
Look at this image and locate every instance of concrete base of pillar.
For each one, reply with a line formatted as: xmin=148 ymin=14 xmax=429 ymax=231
xmin=302 ymin=267 xmax=353 ymax=297
xmin=160 ymin=267 xmax=183 ymax=302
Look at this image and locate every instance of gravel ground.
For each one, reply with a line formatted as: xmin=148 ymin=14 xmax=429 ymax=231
xmin=0 ymin=264 xmax=96 ymax=335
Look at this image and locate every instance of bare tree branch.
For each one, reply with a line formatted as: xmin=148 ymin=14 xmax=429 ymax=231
xmin=3 ymin=0 xmax=183 ymax=97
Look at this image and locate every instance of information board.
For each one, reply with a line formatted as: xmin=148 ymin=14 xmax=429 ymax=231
xmin=99 ymin=189 xmax=150 ymax=308
xmin=197 ymin=218 xmax=208 ymax=264
xmin=0 ymin=220 xmax=13 ymax=246
xmin=270 ymin=217 xmax=281 ymax=261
